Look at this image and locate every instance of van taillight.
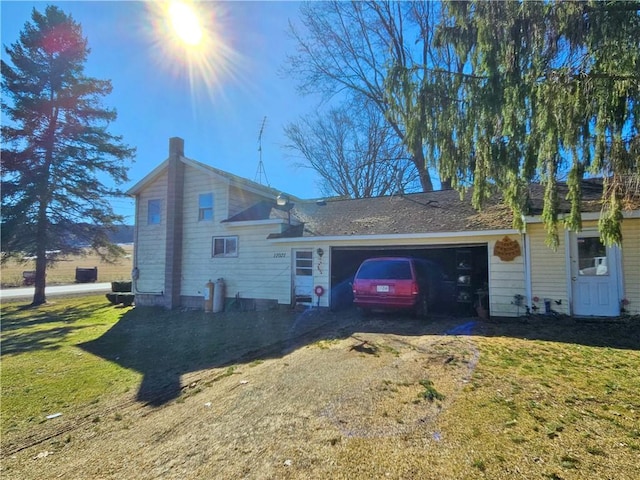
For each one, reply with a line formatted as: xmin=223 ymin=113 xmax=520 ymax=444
xmin=411 ymin=282 xmax=419 ymax=295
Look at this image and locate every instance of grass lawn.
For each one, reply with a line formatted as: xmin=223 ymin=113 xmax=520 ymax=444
xmin=1 ymin=296 xmax=141 ymax=438
xmin=432 ymin=332 xmax=640 ymax=479
xmin=1 ymin=296 xmax=639 ymax=479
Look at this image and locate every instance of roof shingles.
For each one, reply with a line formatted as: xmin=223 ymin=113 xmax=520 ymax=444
xmin=286 ymin=190 xmax=515 ymax=237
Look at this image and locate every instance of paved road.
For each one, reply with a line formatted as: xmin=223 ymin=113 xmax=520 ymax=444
xmin=0 ymin=282 xmax=112 ymax=300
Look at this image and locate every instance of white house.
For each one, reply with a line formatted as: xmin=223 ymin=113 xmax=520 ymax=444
xmin=127 ymin=137 xmax=640 ymax=317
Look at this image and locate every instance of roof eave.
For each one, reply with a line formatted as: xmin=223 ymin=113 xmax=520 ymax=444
xmin=125 ymin=158 xmax=170 ymax=196
xmin=267 ymin=228 xmax=521 ymax=243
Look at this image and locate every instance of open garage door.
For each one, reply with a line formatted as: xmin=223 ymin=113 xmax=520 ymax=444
xmin=330 ymin=244 xmax=488 ymax=316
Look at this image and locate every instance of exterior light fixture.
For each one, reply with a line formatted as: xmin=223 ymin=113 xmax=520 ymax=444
xmin=276 ymin=193 xmax=289 ymax=206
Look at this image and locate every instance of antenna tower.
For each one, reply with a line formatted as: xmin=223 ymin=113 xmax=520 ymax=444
xmin=255 ymin=116 xmax=270 ymax=186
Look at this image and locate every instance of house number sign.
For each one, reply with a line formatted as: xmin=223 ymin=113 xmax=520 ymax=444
xmin=273 ymin=252 xmax=287 ymax=258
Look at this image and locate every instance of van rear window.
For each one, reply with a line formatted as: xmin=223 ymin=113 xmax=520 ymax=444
xmin=357 ymin=260 xmax=412 ymax=280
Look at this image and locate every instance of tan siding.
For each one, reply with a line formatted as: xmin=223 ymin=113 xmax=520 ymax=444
xmin=180 ymin=165 xmax=233 ymax=297
xmin=621 ymin=218 xmax=640 ymax=315
xmin=527 ymin=223 xmax=570 ymax=315
xmin=488 ymin=237 xmax=526 ymax=317
xmin=180 ymin=167 xmax=292 ymax=302
xmin=181 ymin=224 xmax=293 ymax=303
xmin=134 ymin=171 xmax=167 ymax=293
xmin=181 ymin=166 xmax=229 ymax=227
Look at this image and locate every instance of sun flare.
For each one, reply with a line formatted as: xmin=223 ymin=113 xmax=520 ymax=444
xmin=146 ymin=1 xmax=242 ymax=104
xmin=168 ymin=1 xmax=203 ymax=46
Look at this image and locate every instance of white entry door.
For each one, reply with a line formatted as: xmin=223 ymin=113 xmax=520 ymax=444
xmin=293 ymin=249 xmax=313 ymax=304
xmin=570 ymin=232 xmax=620 ymax=316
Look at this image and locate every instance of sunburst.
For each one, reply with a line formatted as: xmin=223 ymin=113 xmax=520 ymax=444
xmin=145 ymin=1 xmax=240 ymax=102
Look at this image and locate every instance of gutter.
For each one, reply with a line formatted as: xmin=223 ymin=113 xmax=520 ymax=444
xmin=267 ymin=228 xmax=520 ymax=244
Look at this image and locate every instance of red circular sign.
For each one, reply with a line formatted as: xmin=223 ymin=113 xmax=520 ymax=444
xmin=314 ymin=285 xmax=325 ymax=296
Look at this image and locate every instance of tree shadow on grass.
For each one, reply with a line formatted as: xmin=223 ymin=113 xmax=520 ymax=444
xmin=79 ymin=305 xmax=639 ymax=407
xmin=1 ymin=302 xmax=114 ymax=356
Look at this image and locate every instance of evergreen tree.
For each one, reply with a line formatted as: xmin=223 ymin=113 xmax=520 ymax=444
xmin=433 ymin=0 xmax=640 ymax=247
xmin=1 ymin=6 xmax=135 ymax=305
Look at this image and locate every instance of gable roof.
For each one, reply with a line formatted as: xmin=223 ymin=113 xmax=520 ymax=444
xmin=126 ymin=156 xmax=290 ymax=200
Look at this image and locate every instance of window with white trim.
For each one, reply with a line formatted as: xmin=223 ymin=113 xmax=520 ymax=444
xmin=148 ymin=199 xmax=161 ymax=225
xmin=212 ymin=236 xmax=238 ymax=257
xmin=198 ymin=193 xmax=213 ymax=221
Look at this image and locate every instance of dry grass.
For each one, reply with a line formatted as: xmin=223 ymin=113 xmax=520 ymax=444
xmin=0 ymin=245 xmax=133 ymax=287
xmin=1 ymin=300 xmax=638 ymax=480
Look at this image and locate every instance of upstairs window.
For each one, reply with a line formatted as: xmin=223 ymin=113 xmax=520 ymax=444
xmin=199 ymin=193 xmax=213 ymax=221
xmin=213 ymin=236 xmax=238 ymax=257
xmin=148 ymin=199 xmax=161 ymax=225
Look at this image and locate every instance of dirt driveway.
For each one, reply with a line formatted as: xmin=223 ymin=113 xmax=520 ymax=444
xmin=3 ymin=307 xmax=486 ymax=479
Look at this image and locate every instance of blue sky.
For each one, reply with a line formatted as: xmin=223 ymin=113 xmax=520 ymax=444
xmin=1 ymin=1 xmax=322 ymax=222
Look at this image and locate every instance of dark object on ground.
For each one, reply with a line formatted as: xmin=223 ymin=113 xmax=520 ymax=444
xmin=75 ymin=267 xmax=98 ymax=283
xmin=22 ymin=271 xmax=36 ymax=286
xmin=111 ymin=281 xmax=132 ymax=292
xmin=106 ymin=281 xmax=134 ymax=306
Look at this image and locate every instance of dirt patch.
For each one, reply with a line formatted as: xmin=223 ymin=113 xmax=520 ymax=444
xmin=1 ymin=310 xmax=479 ymax=479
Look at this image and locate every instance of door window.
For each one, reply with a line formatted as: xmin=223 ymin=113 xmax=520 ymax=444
xmin=295 ymin=251 xmax=313 ymax=276
xmin=577 ymin=237 xmax=608 ymax=276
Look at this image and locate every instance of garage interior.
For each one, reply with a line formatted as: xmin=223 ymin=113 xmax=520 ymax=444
xmin=330 ymin=244 xmax=489 ymax=316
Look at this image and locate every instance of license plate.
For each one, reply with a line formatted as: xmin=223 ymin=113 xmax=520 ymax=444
xmin=376 ymin=285 xmax=390 ymax=293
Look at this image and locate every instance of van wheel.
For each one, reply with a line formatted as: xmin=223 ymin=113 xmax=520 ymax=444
xmin=415 ymin=296 xmax=429 ymax=319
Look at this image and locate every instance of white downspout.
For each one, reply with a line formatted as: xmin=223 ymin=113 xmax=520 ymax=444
xmin=523 ymin=230 xmax=532 ymax=314
xmin=564 ymin=229 xmax=573 ymax=316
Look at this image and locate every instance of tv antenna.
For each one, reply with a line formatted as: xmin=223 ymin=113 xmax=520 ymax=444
xmin=255 ymin=116 xmax=270 ymax=186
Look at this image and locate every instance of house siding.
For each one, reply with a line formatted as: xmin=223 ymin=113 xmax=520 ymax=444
xmin=180 ymin=164 xmax=232 ymax=300
xmin=621 ymin=217 xmax=640 ymax=315
xmin=179 ymin=165 xmax=290 ymax=305
xmin=488 ymin=236 xmax=527 ymax=317
xmin=181 ymin=224 xmax=291 ymax=306
xmin=134 ymin=170 xmax=168 ymax=295
xmin=527 ymin=223 xmax=570 ymax=315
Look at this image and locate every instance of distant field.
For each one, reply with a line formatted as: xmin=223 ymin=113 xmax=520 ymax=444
xmin=0 ymin=244 xmax=133 ymax=287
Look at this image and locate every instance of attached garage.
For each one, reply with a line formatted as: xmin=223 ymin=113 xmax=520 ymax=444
xmin=269 ymin=190 xmax=525 ymax=318
xmin=330 ymin=244 xmax=489 ymax=315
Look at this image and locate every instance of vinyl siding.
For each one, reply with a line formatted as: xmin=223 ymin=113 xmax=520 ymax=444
xmin=181 ymin=223 xmax=292 ymax=303
xmin=179 ymin=165 xmax=290 ymax=302
xmin=621 ymin=218 xmax=640 ymax=315
xmin=527 ymin=223 xmax=570 ymax=315
xmin=488 ymin=236 xmax=527 ymax=317
xmin=180 ymin=164 xmax=231 ymax=297
xmin=134 ymin=171 xmax=168 ymax=293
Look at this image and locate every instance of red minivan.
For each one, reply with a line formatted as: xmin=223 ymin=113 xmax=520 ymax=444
xmin=352 ymin=257 xmax=442 ymax=317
